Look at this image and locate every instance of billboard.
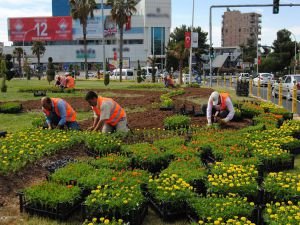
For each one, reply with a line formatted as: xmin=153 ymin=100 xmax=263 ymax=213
xmin=108 ymin=58 xmax=130 ymax=70
xmin=8 ymin=16 xmax=73 ymax=42
xmin=73 ymin=16 xmax=117 ymax=39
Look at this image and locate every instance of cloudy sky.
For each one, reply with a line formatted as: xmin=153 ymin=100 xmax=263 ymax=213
xmin=1 ymin=0 xmax=300 ymax=46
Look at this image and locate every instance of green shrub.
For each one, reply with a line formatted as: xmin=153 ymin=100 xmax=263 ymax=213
xmin=23 ymin=182 xmax=81 ymax=209
xmin=89 ymin=154 xmax=131 ymax=170
xmin=0 ymin=102 xmax=22 ymax=113
xmin=127 ymin=83 xmax=164 ymax=89
xmin=104 ymin=73 xmax=110 ymax=86
xmin=32 ymin=115 xmax=45 ymax=128
xmin=164 ymin=115 xmax=191 ymax=130
xmin=160 ymin=98 xmax=174 ymax=108
xmin=18 ymin=87 xmax=75 ymax=93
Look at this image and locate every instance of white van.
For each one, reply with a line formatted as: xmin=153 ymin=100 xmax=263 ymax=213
xmin=111 ymin=69 xmax=134 ymax=80
xmin=141 ymin=66 xmax=159 ymax=80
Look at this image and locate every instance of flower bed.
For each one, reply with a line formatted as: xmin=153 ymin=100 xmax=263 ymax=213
xmin=147 ymin=173 xmax=194 ymax=220
xmin=241 ymin=102 xmax=264 ymax=118
xmin=188 ymin=194 xmax=255 ymax=223
xmin=190 ymin=216 xmax=256 ymax=225
xmin=83 ymin=217 xmax=126 ymax=225
xmin=123 ymin=143 xmax=173 ymax=173
xmin=20 ymin=182 xmax=82 ymax=220
xmin=84 ymin=132 xmax=122 ymax=157
xmin=84 ymin=184 xmax=147 ymax=225
xmin=0 ymin=102 xmax=22 ymax=113
xmin=252 ymin=113 xmax=282 ymax=129
xmin=207 ymin=162 xmax=258 ymax=199
xmin=0 ymin=129 xmax=81 ymax=175
xmin=263 ymin=201 xmax=300 ymax=225
xmin=264 ymin=172 xmax=300 ymax=202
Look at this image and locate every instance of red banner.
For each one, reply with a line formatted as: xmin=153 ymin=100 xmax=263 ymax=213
xmin=185 ymin=32 xmax=191 ymax=48
xmin=125 ymin=16 xmax=131 ymax=31
xmin=258 ymin=56 xmax=261 ymax=65
xmin=8 ymin=16 xmax=73 ymax=42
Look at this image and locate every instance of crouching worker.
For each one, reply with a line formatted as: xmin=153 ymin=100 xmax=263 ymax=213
xmin=41 ymin=97 xmax=80 ymax=130
xmin=85 ymin=91 xmax=129 ymax=133
xmin=202 ymin=91 xmax=235 ymax=126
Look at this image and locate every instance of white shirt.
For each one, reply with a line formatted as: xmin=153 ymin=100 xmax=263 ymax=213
xmin=207 ymin=95 xmax=235 ymax=124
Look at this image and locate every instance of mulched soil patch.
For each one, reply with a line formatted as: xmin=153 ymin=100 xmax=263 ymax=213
xmin=0 ymin=144 xmax=87 ymax=208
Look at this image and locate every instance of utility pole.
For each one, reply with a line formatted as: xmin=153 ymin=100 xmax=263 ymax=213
xmin=102 ymin=0 xmax=106 ymax=76
xmin=189 ymin=0 xmax=195 ymax=85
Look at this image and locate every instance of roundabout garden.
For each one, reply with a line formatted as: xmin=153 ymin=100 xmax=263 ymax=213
xmin=0 ymin=83 xmax=300 ymax=225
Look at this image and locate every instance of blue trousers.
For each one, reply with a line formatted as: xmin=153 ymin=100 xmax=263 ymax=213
xmin=45 ymin=112 xmax=80 ymax=130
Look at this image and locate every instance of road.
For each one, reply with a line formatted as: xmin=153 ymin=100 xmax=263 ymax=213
xmin=210 ymin=79 xmax=300 ymax=114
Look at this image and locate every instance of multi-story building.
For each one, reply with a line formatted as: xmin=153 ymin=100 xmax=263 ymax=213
xmin=221 ymin=10 xmax=261 ymax=47
xmin=4 ymin=0 xmax=171 ymax=70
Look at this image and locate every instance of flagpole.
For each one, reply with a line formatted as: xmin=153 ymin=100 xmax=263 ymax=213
xmin=188 ymin=0 xmax=195 ymax=85
xmin=102 ymin=0 xmax=106 ymax=76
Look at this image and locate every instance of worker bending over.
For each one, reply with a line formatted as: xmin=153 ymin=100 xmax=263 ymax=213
xmin=202 ymin=91 xmax=235 ymax=126
xmin=85 ymin=91 xmax=129 ymax=133
xmin=41 ymin=97 xmax=79 ymax=130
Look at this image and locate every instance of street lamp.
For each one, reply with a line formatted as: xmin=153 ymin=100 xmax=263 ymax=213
xmin=188 ymin=0 xmax=195 ymax=85
xmin=291 ymin=32 xmax=297 ymax=75
xmin=22 ymin=28 xmax=35 ymax=77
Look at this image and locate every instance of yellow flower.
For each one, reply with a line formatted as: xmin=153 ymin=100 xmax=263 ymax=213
xmin=104 ymin=219 xmax=110 ymax=224
xmin=100 ymin=217 xmax=105 ymax=222
xmin=92 ymin=218 xmax=97 ymax=222
xmin=198 ymin=220 xmax=204 ymax=224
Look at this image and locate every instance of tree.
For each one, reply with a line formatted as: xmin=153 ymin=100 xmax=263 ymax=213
xmin=70 ymin=0 xmax=97 ymax=79
xmin=0 ymin=59 xmax=7 ymax=93
xmin=107 ymin=0 xmax=137 ymax=82
xmin=137 ymin=60 xmax=142 ymax=83
xmin=240 ymin=38 xmax=257 ymax=64
xmin=167 ymin=41 xmax=189 ymax=85
xmin=5 ymin=54 xmax=15 ymax=81
xmin=24 ymin=57 xmax=32 ymax=80
xmin=166 ymin=25 xmax=208 ymax=77
xmin=95 ymin=64 xmax=101 ymax=79
xmin=13 ymin=47 xmax=23 ymax=76
xmin=46 ymin=57 xmax=55 ymax=84
xmin=147 ymin=56 xmax=157 ymax=83
xmin=32 ymin=41 xmax=46 ymax=80
xmin=104 ymin=59 xmax=110 ymax=86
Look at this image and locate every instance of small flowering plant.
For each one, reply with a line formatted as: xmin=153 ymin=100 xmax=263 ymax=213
xmin=188 ymin=193 xmax=255 ymax=222
xmin=85 ymin=184 xmax=146 ymax=218
xmin=191 ymin=216 xmax=256 ymax=225
xmin=89 ymin=154 xmax=131 ymax=170
xmin=147 ymin=173 xmax=195 ymax=205
xmin=264 ymin=172 xmax=300 ymax=201
xmin=83 ymin=217 xmax=127 ymax=225
xmin=263 ymin=201 xmax=300 ymax=225
xmin=207 ymin=162 xmax=258 ymax=197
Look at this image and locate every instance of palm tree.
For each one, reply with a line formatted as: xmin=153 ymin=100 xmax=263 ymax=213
xmin=70 ymin=0 xmax=97 ymax=79
xmin=148 ymin=56 xmax=157 ymax=83
xmin=31 ymin=41 xmax=46 ymax=80
xmin=167 ymin=41 xmax=189 ymax=85
xmin=13 ymin=47 xmax=23 ymax=76
xmin=107 ymin=0 xmax=137 ymax=82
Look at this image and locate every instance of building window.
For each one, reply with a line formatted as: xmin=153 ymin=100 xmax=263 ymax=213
xmin=151 ymin=27 xmax=165 ymax=55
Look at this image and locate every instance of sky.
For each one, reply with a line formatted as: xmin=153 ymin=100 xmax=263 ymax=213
xmin=0 ymin=0 xmax=300 ymax=47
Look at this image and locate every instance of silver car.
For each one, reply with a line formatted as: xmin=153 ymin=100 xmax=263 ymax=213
xmin=272 ymin=74 xmax=300 ymax=100
xmin=253 ymin=73 xmax=274 ymax=86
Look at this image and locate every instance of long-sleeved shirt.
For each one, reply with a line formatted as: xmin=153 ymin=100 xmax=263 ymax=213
xmin=207 ymin=95 xmax=235 ymax=123
xmin=45 ymin=100 xmax=67 ymax=126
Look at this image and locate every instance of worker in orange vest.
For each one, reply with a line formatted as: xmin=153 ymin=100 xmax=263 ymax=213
xmin=65 ymin=72 xmax=75 ymax=88
xmin=41 ymin=97 xmax=79 ymax=130
xmin=85 ymin=91 xmax=129 ymax=133
xmin=202 ymin=91 xmax=235 ymax=126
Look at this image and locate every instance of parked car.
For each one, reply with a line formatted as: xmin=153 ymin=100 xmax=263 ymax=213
xmin=253 ymin=73 xmax=274 ymax=86
xmin=175 ymin=74 xmax=197 ymax=84
xmin=272 ymin=74 xmax=300 ymax=100
xmin=111 ymin=69 xmax=134 ymax=80
xmin=87 ymin=72 xmax=96 ymax=78
xmin=238 ymin=73 xmax=250 ymax=81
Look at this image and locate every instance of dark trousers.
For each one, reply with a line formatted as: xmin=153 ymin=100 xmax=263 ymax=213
xmin=202 ymin=104 xmax=229 ymax=122
xmin=44 ymin=112 xmax=80 ymax=130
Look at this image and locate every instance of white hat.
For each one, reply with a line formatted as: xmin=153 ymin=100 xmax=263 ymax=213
xmin=65 ymin=72 xmax=70 ymax=76
xmin=211 ymin=91 xmax=220 ymax=105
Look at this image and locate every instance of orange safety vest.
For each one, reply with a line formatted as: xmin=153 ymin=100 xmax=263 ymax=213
xmin=92 ymin=97 xmax=126 ymax=126
xmin=43 ymin=98 xmax=76 ymax=122
xmin=220 ymin=93 xmax=230 ymax=111
xmin=66 ymin=76 xmax=75 ymax=88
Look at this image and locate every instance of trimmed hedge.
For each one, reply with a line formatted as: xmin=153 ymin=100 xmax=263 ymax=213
xmin=0 ymin=102 xmax=22 ymax=113
xmin=19 ymin=87 xmax=75 ymax=93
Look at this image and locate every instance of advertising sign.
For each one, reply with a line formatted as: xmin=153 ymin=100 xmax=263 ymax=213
xmin=8 ymin=16 xmax=73 ymax=42
xmin=108 ymin=58 xmax=130 ymax=70
xmin=192 ymin=32 xmax=198 ymax=48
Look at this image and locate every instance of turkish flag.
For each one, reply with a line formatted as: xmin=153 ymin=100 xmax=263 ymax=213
xmin=258 ymin=56 xmax=261 ymax=65
xmin=125 ymin=16 xmax=131 ymax=31
xmin=114 ymin=51 xmax=117 ymax=60
xmin=185 ymin=32 xmax=191 ymax=48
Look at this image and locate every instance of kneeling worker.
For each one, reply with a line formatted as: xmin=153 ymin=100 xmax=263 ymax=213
xmin=85 ymin=91 xmax=129 ymax=133
xmin=41 ymin=97 xmax=80 ymax=130
xmin=202 ymin=91 xmax=235 ymax=126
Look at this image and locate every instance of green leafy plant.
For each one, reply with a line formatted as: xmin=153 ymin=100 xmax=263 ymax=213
xmin=164 ymin=115 xmax=191 ymax=130
xmin=0 ymin=102 xmax=22 ymax=113
xmin=83 ymin=217 xmax=126 ymax=225
xmin=240 ymin=102 xmax=264 ymax=118
xmin=23 ymin=182 xmax=81 ymax=209
xmin=89 ymin=154 xmax=131 ymax=170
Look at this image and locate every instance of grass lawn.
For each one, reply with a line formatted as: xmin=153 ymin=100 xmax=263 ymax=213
xmin=0 ymin=78 xmax=164 ymax=101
